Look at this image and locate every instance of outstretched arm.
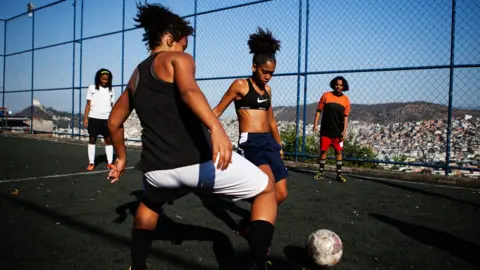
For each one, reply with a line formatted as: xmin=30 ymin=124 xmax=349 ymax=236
xmin=107 ymin=69 xmax=137 ymax=183
xmin=172 ymin=53 xmax=232 ymax=170
xmin=212 ymin=80 xmax=243 ymax=118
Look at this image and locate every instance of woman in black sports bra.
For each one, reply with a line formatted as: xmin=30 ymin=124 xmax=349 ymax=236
xmin=213 ymin=27 xmax=288 ymax=207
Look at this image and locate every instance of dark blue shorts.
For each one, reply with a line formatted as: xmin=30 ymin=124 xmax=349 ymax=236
xmin=238 ymin=132 xmax=288 ymax=183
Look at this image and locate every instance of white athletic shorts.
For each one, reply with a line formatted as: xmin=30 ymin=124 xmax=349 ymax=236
xmin=143 ymin=152 xmax=268 ymax=203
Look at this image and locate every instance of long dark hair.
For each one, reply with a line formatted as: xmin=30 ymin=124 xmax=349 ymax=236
xmin=94 ymin=68 xmax=113 ymax=91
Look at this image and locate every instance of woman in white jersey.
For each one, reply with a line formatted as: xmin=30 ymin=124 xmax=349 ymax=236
xmin=82 ymin=68 xmax=115 ymax=171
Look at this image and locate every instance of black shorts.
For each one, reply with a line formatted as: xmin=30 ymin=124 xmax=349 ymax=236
xmin=87 ymin=117 xmax=110 ymax=138
xmin=238 ymin=132 xmax=288 ymax=183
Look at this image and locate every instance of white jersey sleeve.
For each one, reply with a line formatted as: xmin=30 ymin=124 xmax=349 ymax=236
xmin=86 ymin=85 xmax=96 ymax=101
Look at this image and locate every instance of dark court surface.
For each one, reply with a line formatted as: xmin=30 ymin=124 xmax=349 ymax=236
xmin=1 ymin=135 xmax=479 ymax=270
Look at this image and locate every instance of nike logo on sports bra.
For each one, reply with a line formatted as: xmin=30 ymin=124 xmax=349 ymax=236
xmin=234 ymin=78 xmax=271 ymax=111
xmin=257 ymin=97 xmax=269 ymax=103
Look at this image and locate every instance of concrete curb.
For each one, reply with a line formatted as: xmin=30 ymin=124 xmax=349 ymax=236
xmin=284 ymin=160 xmax=480 ymax=189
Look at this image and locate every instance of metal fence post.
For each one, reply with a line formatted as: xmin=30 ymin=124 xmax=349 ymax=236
xmin=193 ymin=0 xmax=198 ymax=60
xmin=78 ymin=0 xmax=84 ymax=137
xmin=2 ymin=21 xmax=6 ymax=132
xmin=30 ymin=11 xmax=35 ymax=134
xmin=121 ymin=0 xmax=125 ymax=89
xmin=294 ymin=0 xmax=303 ymax=162
xmin=445 ymin=0 xmax=456 ymax=176
xmin=72 ymin=0 xmax=77 ymax=137
xmin=301 ymin=0 xmax=310 ymax=159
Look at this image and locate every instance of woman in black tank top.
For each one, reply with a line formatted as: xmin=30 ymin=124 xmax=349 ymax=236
xmin=213 ymin=28 xmax=289 ymax=206
xmin=105 ymin=5 xmax=278 ymax=270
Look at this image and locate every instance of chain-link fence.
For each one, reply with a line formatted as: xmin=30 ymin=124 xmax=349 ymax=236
xmin=1 ymin=0 xmax=479 ymax=176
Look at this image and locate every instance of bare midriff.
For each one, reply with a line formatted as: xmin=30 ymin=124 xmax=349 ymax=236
xmin=237 ymin=109 xmax=270 ymax=133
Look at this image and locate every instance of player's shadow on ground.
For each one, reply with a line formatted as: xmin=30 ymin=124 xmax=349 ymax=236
xmin=234 ymin=250 xmax=306 ymax=270
xmin=113 ymin=190 xmax=237 ymax=269
xmin=358 ymin=177 xmax=479 ymax=208
xmin=94 ymin=153 xmax=117 ymax=167
xmin=195 ymin=193 xmax=251 ymax=231
xmin=113 ymin=191 xmax=251 ymax=231
xmin=283 ymin=245 xmax=325 ymax=269
xmin=370 ymin=213 xmax=480 ymax=267
xmin=0 ymin=192 xmax=211 ymax=270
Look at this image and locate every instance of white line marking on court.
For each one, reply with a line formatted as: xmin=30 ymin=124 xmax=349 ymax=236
xmin=2 ymin=134 xmax=141 ymax=152
xmin=0 ymin=167 xmax=135 ymax=184
xmin=349 ymin=174 xmax=480 ymax=191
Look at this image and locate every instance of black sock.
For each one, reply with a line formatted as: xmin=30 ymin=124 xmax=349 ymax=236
xmin=336 ymin=160 xmax=342 ymax=175
xmin=248 ymin=220 xmax=274 ymax=268
xmin=319 ymin=159 xmax=326 ymax=173
xmin=131 ymin=229 xmax=153 ymax=270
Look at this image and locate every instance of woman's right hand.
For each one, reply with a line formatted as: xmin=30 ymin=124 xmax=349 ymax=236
xmin=210 ymin=125 xmax=233 ymax=171
xmin=83 ymin=118 xmax=88 ymax=128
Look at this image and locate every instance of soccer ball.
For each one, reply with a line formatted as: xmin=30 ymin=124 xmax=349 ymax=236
xmin=306 ymin=229 xmax=343 ymax=267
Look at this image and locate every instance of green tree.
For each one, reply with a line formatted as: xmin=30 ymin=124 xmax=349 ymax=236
xmin=280 ymin=123 xmax=319 ymax=160
xmin=342 ymin=135 xmax=377 ymax=168
xmin=392 ymin=155 xmax=407 ymax=162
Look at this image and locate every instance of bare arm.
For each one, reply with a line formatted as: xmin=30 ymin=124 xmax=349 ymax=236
xmin=313 ymin=111 xmax=321 ymax=132
xmin=343 ymin=98 xmax=350 ymax=138
xmin=107 ymin=69 xmax=137 ymax=183
xmin=108 ymin=69 xmax=137 ymax=160
xmin=266 ymin=87 xmax=281 ymax=145
xmin=269 ymin=106 xmax=284 ymax=158
xmin=173 ymin=54 xmax=224 ymax=131
xmin=173 ymin=53 xmax=232 ymax=169
xmin=269 ymin=112 xmax=282 ymax=145
xmin=343 ymin=116 xmax=349 ymax=137
xmin=83 ymin=100 xmax=91 ymax=127
xmin=212 ymin=80 xmax=244 ymax=118
xmin=266 ymin=87 xmax=283 ymax=158
xmin=108 ymin=91 xmax=132 ymax=162
xmin=313 ymin=93 xmax=326 ymax=132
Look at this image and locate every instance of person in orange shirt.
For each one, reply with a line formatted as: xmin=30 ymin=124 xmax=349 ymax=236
xmin=312 ymin=76 xmax=350 ymax=182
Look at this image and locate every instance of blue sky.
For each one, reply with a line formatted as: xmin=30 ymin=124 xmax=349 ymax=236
xmin=0 ymin=0 xmax=479 ymax=118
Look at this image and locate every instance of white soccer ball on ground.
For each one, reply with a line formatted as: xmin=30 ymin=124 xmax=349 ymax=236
xmin=306 ymin=229 xmax=343 ymax=267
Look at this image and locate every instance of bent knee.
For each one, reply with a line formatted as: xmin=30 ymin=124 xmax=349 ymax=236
xmin=133 ymin=216 xmax=157 ymax=231
xmin=276 ymin=189 xmax=288 ymax=204
xmin=259 ymin=177 xmax=276 ymax=195
xmin=133 ymin=203 xmax=161 ymax=230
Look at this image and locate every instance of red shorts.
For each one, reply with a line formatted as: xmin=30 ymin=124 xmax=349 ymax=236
xmin=320 ymin=136 xmax=343 ymax=152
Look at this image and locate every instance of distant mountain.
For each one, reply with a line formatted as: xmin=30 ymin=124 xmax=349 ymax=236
xmin=14 ymin=99 xmax=83 ymax=129
xmin=15 ymin=104 xmax=54 ymax=120
xmin=274 ymin=101 xmax=480 ymax=124
xmin=13 ymin=100 xmax=480 ymax=129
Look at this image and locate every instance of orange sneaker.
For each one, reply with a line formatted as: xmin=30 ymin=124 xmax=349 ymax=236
xmin=86 ymin=164 xmax=95 ymax=171
xmin=107 ymin=164 xmax=115 ymax=170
